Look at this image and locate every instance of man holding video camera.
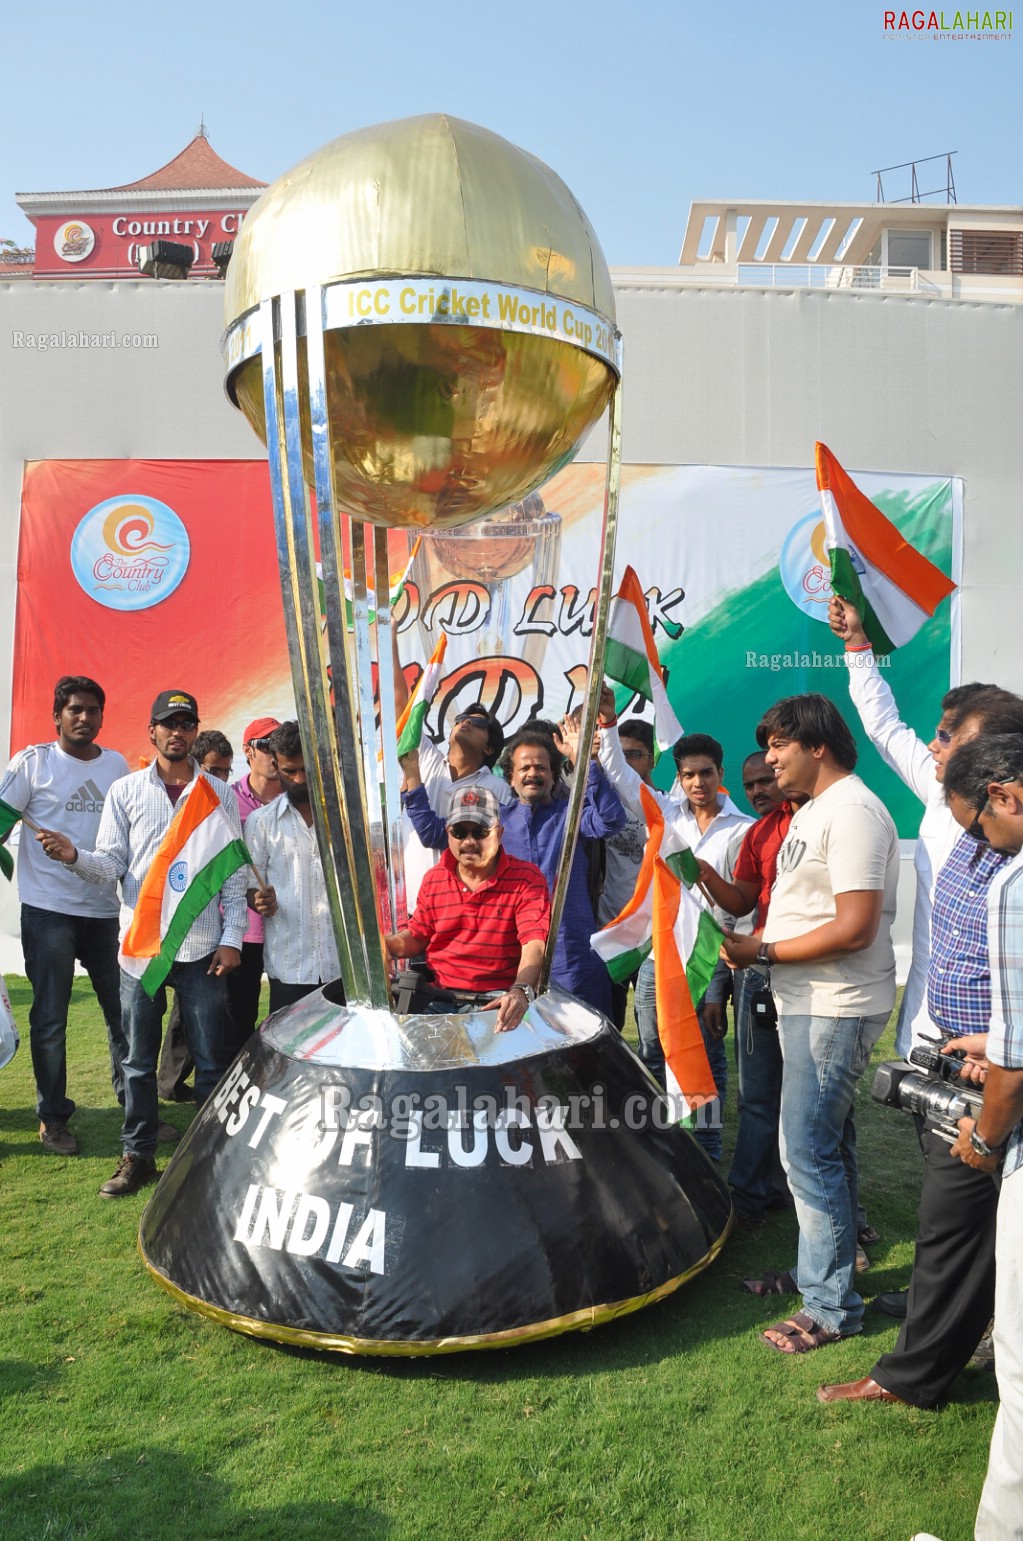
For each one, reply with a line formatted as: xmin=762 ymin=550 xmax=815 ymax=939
xmin=819 ymin=705 xmax=1023 ymax=1409
xmin=942 ymin=736 xmax=1023 ymax=1538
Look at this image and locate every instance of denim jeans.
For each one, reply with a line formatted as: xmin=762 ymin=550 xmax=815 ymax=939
xmin=728 ymin=970 xmax=788 ymax=1218
xmin=21 ymin=902 xmax=126 ymax=1124
xmin=778 ymin=1009 xmax=889 ymax=1335
xmin=634 ymin=954 xmax=728 ymax=1160
xmin=120 ymin=955 xmax=228 ymax=1157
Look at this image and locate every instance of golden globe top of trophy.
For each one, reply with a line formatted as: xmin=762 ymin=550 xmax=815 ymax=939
xmin=136 ymin=117 xmax=731 ymax=1359
xmin=221 ymin=112 xmax=623 ymax=1002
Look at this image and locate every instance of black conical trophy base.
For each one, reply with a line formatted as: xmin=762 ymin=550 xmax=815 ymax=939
xmin=139 ymin=987 xmax=732 ymax=1355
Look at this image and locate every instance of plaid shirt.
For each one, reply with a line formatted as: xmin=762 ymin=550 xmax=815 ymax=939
xmin=987 ymin=850 xmax=1023 ymax=1177
xmin=927 ymin=832 xmax=1010 ymax=1037
xmin=70 ymin=760 xmax=248 ymax=960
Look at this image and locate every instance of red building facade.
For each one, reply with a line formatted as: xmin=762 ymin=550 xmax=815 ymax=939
xmin=13 ymin=130 xmax=265 ymax=279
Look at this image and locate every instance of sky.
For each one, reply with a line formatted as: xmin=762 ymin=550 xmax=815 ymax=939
xmin=1 ymin=1 xmax=1018 ymax=266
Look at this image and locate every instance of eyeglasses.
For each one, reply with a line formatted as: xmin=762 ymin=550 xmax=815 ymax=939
xmin=453 ymin=711 xmax=489 ymax=728
xmin=448 ymin=822 xmax=491 ymax=840
xmin=623 ymin=748 xmax=652 ymax=762
xmin=160 ymin=716 xmax=198 ymax=731
xmin=935 ymin=727 xmax=953 ymax=746
xmin=249 ymin=737 xmax=273 ymax=752
xmin=968 ymin=814 xmax=989 ymax=843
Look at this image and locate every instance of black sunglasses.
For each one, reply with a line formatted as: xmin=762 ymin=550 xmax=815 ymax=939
xmin=453 ymin=711 xmax=489 ymax=727
xmin=448 ymin=822 xmax=491 ymax=840
xmin=249 ymin=737 xmax=273 ymax=752
xmin=159 ymin=716 xmax=198 ymax=731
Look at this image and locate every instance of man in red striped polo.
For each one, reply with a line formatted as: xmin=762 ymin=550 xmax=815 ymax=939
xmin=385 ymin=786 xmax=550 ymax=1032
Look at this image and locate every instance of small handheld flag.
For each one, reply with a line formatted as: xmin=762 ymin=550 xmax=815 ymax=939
xmin=605 ymin=566 xmax=683 ymax=754
xmin=396 ymin=633 xmax=448 ymax=756
xmin=817 ymin=442 xmax=956 ymax=656
xmin=120 ymin=777 xmax=249 ymax=997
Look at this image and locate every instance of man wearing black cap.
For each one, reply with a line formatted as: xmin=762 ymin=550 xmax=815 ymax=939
xmin=385 ymin=786 xmax=550 ymax=1032
xmin=38 ymin=690 xmax=248 ymax=1196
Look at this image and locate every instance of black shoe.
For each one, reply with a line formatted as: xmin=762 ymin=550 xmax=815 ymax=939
xmin=99 ymin=1154 xmax=158 ymax=1198
xmin=871 ymin=1290 xmax=909 ymax=1319
xmin=733 ymin=1208 xmax=767 ymax=1229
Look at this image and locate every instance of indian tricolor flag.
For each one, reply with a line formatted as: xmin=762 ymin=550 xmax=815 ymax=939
xmin=591 ymin=786 xmax=719 ymax=1109
xmin=605 ymin=566 xmax=683 ymax=753
xmin=0 ymin=797 xmax=22 ymax=881
xmin=817 ymin=442 xmax=956 ymax=656
xmin=396 ymin=633 xmax=448 ymax=756
xmin=120 ymin=776 xmax=249 ymax=997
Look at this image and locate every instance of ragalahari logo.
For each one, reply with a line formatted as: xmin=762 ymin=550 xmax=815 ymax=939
xmin=70 ymin=495 xmax=190 ymax=612
xmin=779 ymin=513 xmax=839 ymax=623
xmin=53 ymin=220 xmax=96 ymax=263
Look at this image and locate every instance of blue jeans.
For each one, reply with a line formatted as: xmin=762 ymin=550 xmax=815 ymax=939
xmin=21 ymin=903 xmax=126 ymax=1124
xmin=728 ymin=970 xmax=788 ymax=1218
xmin=634 ymin=954 xmax=728 ymax=1160
xmin=120 ymin=955 xmax=228 ymax=1157
xmin=778 ymin=1010 xmax=889 ymax=1335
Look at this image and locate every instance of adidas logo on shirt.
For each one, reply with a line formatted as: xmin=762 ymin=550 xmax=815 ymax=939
xmin=66 ymin=779 xmax=107 ymax=815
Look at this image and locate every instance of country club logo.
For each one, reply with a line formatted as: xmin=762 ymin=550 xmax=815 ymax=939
xmin=779 ymin=513 xmax=837 ymax=623
xmin=53 ymin=220 xmax=96 ymax=263
xmin=70 ymin=494 xmax=190 ymax=611
xmin=168 ymin=860 xmax=189 ymax=894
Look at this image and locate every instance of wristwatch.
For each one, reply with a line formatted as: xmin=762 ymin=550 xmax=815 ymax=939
xmin=755 ymin=942 xmax=772 ymax=967
xmin=512 ymin=983 xmax=536 ymax=1002
xmin=970 ymin=1126 xmax=1005 ymax=1160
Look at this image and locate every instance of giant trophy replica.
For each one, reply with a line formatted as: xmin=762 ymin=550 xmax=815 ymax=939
xmin=139 ymin=115 xmax=731 ymax=1355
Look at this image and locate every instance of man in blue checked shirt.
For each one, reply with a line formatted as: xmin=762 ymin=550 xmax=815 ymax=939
xmin=819 ymin=699 xmax=1023 ymax=1410
xmin=943 ymin=735 xmax=1023 ymax=1541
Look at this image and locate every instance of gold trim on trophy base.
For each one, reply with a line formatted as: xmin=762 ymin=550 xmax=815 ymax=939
xmin=138 ymin=1213 xmax=733 ymax=1358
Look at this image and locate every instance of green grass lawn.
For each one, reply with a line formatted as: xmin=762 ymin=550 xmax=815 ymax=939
xmin=0 ymin=979 xmax=995 ymax=1541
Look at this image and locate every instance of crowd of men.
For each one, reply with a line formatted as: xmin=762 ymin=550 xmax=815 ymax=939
xmin=4 ymin=620 xmax=1023 ymax=1536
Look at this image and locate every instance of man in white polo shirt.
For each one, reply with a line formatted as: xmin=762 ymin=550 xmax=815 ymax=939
xmin=0 ymin=675 xmax=128 ymax=1156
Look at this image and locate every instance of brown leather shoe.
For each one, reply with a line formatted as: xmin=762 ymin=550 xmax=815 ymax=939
xmin=817 ymin=1376 xmax=907 ymax=1405
xmin=99 ymin=1154 xmax=158 ymax=1198
xmin=39 ymin=1119 xmax=79 ymax=1155
xmin=156 ymin=1119 xmax=180 ymax=1145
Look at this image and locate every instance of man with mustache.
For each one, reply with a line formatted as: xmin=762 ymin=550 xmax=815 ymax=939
xmin=385 ymin=786 xmax=550 ymax=1031
xmin=246 ymin=721 xmax=340 ymax=1014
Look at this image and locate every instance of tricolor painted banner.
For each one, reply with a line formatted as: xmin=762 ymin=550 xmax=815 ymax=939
xmin=605 ymin=565 xmax=684 ymax=753
xmin=817 ymin=442 xmax=956 ymax=655
xmin=120 ymin=776 xmax=249 ymax=997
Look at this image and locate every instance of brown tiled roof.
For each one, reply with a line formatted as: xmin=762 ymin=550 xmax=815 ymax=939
xmin=103 ymin=135 xmax=266 ymax=192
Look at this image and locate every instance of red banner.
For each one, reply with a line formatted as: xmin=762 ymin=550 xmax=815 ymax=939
xmin=12 ymin=460 xmax=292 ymax=765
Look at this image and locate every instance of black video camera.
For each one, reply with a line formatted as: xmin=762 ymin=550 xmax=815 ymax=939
xmin=871 ymin=1040 xmax=983 ymax=1145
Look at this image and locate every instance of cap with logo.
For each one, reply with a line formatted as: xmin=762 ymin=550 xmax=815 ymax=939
xmin=447 ymin=786 xmax=501 ymax=830
xmin=151 ymin=690 xmax=199 ymax=723
xmin=243 ymin=716 xmax=281 ymax=746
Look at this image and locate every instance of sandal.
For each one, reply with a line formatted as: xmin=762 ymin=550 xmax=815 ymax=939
xmin=760 ymin=1310 xmax=846 ymax=1354
xmin=742 ymin=1269 xmax=798 ymax=1298
xmin=857 ymin=1222 xmax=882 ymax=1246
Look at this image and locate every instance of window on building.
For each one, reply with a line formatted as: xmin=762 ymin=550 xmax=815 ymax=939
xmin=885 ymin=230 xmax=933 ymax=270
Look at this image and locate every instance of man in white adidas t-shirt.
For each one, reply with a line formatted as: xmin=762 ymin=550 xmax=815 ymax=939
xmin=0 ymin=676 xmax=129 ymax=1156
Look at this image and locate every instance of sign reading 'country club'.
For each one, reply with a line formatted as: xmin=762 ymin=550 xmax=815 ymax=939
xmin=70 ymin=494 xmax=190 ymax=611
